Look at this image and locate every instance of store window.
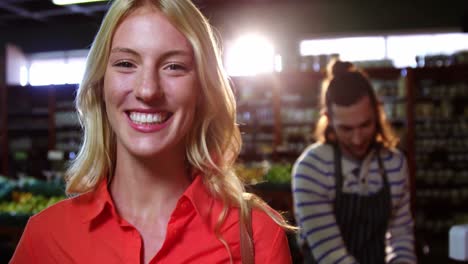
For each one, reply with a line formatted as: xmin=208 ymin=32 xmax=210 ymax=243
xmin=300 ymin=36 xmax=386 ymax=62
xmin=25 ymin=50 xmax=88 ymax=86
xmin=300 ymin=32 xmax=468 ymax=68
xmin=387 ymin=33 xmax=468 ymax=67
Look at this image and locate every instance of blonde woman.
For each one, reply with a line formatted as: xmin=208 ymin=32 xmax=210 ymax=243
xmin=11 ymin=0 xmax=294 ymax=263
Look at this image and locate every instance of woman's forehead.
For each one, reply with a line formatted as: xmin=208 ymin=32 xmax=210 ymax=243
xmin=111 ymin=5 xmax=193 ymax=56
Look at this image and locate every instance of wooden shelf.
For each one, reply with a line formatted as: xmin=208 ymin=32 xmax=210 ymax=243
xmin=0 ymin=84 xmax=79 ymax=177
xmin=406 ymin=65 xmax=468 ymax=263
xmin=412 ymin=64 xmax=468 ymax=81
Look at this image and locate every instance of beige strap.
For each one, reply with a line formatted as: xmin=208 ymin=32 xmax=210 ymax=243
xmin=240 ymin=199 xmax=254 ymax=264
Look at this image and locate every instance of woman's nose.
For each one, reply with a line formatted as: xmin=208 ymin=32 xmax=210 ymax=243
xmin=134 ymin=70 xmax=164 ymax=102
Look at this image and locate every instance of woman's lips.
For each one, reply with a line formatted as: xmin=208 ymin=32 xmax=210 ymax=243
xmin=128 ymin=111 xmax=171 ymax=124
xmin=126 ymin=111 xmax=173 ymax=133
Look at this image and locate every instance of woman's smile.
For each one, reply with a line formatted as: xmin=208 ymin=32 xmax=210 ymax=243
xmin=128 ymin=111 xmax=173 ymax=125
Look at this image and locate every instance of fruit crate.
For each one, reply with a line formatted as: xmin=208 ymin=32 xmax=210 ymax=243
xmin=0 ymin=176 xmax=66 ymax=227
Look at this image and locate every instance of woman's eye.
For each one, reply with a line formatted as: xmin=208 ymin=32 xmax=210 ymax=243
xmin=165 ymin=63 xmax=186 ymax=71
xmin=114 ymin=61 xmax=135 ymax=68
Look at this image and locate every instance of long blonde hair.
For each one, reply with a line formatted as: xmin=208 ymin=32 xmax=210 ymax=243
xmin=66 ymin=0 xmax=294 ymax=259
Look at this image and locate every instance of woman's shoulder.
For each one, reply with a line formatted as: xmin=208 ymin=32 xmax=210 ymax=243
xmin=18 ymin=195 xmax=76 ymax=241
xmin=250 ymin=206 xmax=288 ymax=238
xmin=28 ymin=191 xmax=93 ymax=226
xmin=250 ymin=206 xmax=292 ymax=262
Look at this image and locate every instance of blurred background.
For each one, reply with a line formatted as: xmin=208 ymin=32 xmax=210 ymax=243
xmin=1 ymin=0 xmax=468 ymax=263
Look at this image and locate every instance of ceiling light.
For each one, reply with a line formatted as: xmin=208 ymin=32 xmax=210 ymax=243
xmin=225 ymin=34 xmax=275 ymax=76
xmin=52 ymin=0 xmax=106 ymax=5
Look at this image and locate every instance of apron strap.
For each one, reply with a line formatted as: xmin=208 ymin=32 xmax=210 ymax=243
xmin=376 ymin=147 xmax=390 ymax=190
xmin=333 ymin=144 xmax=344 ymax=196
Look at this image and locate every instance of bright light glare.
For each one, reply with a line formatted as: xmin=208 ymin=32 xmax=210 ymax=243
xmin=300 ymin=33 xmax=468 ymax=68
xmin=300 ymin=37 xmax=386 ymax=62
xmin=29 ymin=58 xmax=86 ymax=86
xmin=387 ymin=33 xmax=468 ymax=68
xmin=226 ymin=34 xmax=275 ymax=76
xmin=20 ymin=66 xmax=28 ymax=86
xmin=30 ymin=59 xmax=64 ymax=85
xmin=52 ymin=0 xmax=106 ymax=5
xmin=66 ymin=57 xmax=87 ymax=84
xmin=274 ymin=55 xmax=283 ymax=72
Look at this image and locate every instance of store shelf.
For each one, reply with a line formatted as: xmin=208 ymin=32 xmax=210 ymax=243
xmin=407 ymin=65 xmax=468 ymax=262
xmin=0 ymin=84 xmax=80 ymax=179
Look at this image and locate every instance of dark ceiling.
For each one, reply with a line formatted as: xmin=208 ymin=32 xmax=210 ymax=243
xmin=0 ymin=0 xmax=109 ymax=28
xmin=0 ymin=0 xmax=290 ymax=52
xmin=0 ymin=0 xmax=108 ymax=52
xmin=0 ymin=0 xmax=276 ymax=28
xmin=0 ymin=0 xmax=467 ymax=53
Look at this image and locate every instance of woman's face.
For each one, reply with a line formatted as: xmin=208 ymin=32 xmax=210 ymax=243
xmin=103 ymin=6 xmax=198 ymax=160
xmin=330 ymin=95 xmax=377 ymax=160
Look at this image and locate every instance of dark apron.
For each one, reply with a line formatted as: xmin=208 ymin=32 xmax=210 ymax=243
xmin=301 ymin=146 xmax=392 ymax=264
xmin=332 ymin=144 xmax=391 ymax=264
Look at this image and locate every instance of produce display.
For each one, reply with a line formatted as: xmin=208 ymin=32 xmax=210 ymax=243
xmin=235 ymin=161 xmax=292 ymax=185
xmin=0 ymin=192 xmax=65 ymax=215
xmin=0 ymin=175 xmax=66 ymax=226
xmin=264 ymin=163 xmax=293 ymax=184
xmin=235 ymin=161 xmax=270 ymax=184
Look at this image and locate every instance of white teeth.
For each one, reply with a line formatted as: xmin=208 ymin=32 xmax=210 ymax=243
xmin=129 ymin=112 xmax=168 ymax=124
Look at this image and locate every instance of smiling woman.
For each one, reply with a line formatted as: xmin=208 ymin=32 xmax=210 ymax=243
xmin=10 ymin=0 xmax=295 ymax=264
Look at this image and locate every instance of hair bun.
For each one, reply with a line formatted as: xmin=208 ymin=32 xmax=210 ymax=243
xmin=331 ymin=60 xmax=353 ymax=78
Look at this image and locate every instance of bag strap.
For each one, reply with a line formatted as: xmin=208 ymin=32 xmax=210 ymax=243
xmin=240 ymin=198 xmax=254 ymax=264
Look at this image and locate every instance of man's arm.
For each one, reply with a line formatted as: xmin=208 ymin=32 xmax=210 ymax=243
xmin=385 ymin=156 xmax=418 ymax=264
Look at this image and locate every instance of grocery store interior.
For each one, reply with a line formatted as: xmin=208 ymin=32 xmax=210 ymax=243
xmin=1 ymin=0 xmax=468 ymax=263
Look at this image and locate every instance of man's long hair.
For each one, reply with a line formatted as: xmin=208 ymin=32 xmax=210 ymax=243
xmin=314 ymin=59 xmax=399 ymax=148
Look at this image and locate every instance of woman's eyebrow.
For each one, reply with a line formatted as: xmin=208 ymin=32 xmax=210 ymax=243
xmin=110 ymin=47 xmax=139 ymax=56
xmin=159 ymin=50 xmax=192 ymax=59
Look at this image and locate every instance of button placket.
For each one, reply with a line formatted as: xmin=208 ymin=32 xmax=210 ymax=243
xmin=125 ymin=228 xmax=142 ymax=263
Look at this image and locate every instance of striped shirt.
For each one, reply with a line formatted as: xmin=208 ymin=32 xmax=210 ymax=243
xmin=292 ymin=143 xmax=417 ymax=264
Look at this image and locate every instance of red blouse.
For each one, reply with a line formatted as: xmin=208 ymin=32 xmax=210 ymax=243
xmin=10 ymin=175 xmax=292 ymax=263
